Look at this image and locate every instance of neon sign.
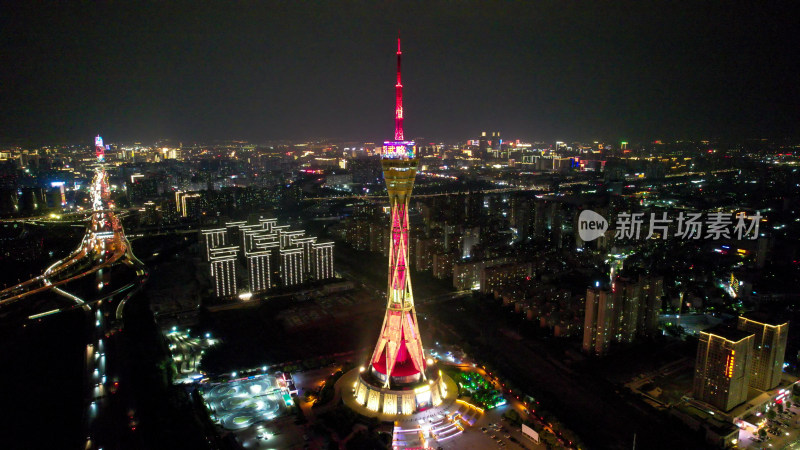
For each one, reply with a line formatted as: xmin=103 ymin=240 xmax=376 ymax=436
xmin=383 ymin=140 xmax=415 ymax=159
xmin=725 ymin=350 xmax=735 ymax=378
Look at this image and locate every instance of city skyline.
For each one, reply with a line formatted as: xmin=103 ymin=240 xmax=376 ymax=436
xmin=1 ymin=2 xmax=798 ymax=144
xmin=1 ymin=4 xmax=799 ymax=450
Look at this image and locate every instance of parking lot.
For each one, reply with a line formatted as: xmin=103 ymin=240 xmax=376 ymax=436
xmin=738 ymin=403 xmax=800 ymax=449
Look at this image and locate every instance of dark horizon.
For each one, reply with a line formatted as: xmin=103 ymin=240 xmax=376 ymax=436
xmin=1 ymin=2 xmax=798 ymax=145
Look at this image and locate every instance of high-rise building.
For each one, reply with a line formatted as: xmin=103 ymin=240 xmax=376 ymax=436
xmin=584 ymin=276 xmax=663 ymax=355
xmin=19 ymin=187 xmax=46 ymax=213
xmin=351 ymin=39 xmax=448 ymax=416
xmin=209 ymin=246 xmax=238 ymax=297
xmin=0 ymin=188 xmax=19 ymax=215
xmin=247 ymin=250 xmax=271 ymax=293
xmin=478 ymin=132 xmax=489 ymax=160
xmin=253 ymin=235 xmax=279 ymax=252
xmin=291 ymin=236 xmax=317 ymax=275
xmin=238 ymin=224 xmax=262 ymax=252
xmin=414 ymin=237 xmax=439 ymax=272
xmin=533 ymin=200 xmax=547 ymax=238
xmin=271 ymin=224 xmax=290 ymax=238
xmin=129 ymin=176 xmax=159 ymax=204
xmin=737 ymin=315 xmax=789 ymax=391
xmin=204 ymin=219 xmax=333 ymax=296
xmin=202 ymin=228 xmax=227 ymax=260
xmin=491 ymin=131 xmax=501 ymax=154
xmin=369 ymin=224 xmax=388 ymax=253
xmin=432 ymin=252 xmax=456 ymax=279
xmin=312 ymin=241 xmax=334 ymax=280
xmin=259 ymin=217 xmax=278 ymax=232
xmin=615 ymin=282 xmax=642 ymax=343
xmin=461 ymin=226 xmax=480 ymax=259
xmin=639 ymin=276 xmax=663 ymax=337
xmin=280 ymin=229 xmax=305 ymax=250
xmin=583 ymin=288 xmax=615 ymax=355
xmin=174 ymin=190 xmax=184 ymax=213
xmin=280 ymin=247 xmax=305 ymax=287
xmin=693 ymin=326 xmax=754 ymax=411
xmin=479 ymin=262 xmax=532 ymax=294
xmin=224 ymin=221 xmax=246 ymax=246
xmin=180 ymin=193 xmax=201 ymax=218
xmin=345 ymin=218 xmax=371 ymax=250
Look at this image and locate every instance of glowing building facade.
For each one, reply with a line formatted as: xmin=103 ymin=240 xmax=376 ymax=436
xmin=176 ymin=192 xmax=201 ymax=218
xmin=202 ymin=228 xmax=227 ymax=260
xmin=209 ymin=246 xmax=239 ymax=297
xmin=203 ymin=219 xmax=334 ymax=297
xmin=736 ymin=316 xmax=789 ymax=390
xmin=247 ymin=250 xmax=271 ymax=293
xmin=291 ymin=236 xmax=317 ymax=275
xmin=280 ymin=247 xmax=305 ymax=287
xmin=312 ymin=241 xmax=334 ymax=281
xmin=693 ymin=326 xmax=754 ymax=411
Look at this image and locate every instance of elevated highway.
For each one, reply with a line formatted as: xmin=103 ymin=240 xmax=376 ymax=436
xmin=0 ymin=166 xmax=146 ymax=312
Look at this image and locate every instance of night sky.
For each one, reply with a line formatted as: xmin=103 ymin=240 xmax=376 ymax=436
xmin=1 ymin=2 xmax=797 ymax=144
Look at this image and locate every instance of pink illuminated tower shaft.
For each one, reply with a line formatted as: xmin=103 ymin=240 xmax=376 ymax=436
xmin=394 ymin=38 xmax=404 ymax=141
xmin=370 ymin=38 xmax=426 ymax=387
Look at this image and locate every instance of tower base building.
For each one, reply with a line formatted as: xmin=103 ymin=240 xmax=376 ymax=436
xmin=348 ymin=365 xmax=451 ymax=415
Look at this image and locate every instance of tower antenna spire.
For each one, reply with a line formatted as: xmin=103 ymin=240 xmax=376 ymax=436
xmin=394 ymin=35 xmax=403 ymax=141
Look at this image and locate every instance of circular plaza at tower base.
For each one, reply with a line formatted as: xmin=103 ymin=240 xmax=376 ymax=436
xmin=340 ymin=365 xmax=458 ymax=420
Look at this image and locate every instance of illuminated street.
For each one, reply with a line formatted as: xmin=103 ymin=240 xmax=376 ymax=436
xmin=0 ymin=166 xmax=146 ymax=315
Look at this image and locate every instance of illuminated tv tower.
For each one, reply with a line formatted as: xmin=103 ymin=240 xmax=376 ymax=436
xmin=347 ymin=38 xmax=449 ymax=417
xmin=95 ymin=135 xmax=105 ymax=162
xmin=369 ymin=37 xmax=426 ymax=387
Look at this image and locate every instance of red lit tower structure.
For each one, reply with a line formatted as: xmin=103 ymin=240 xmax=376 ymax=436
xmin=370 ymin=37 xmax=425 ymax=386
xmin=350 ymin=39 xmax=449 ymax=416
